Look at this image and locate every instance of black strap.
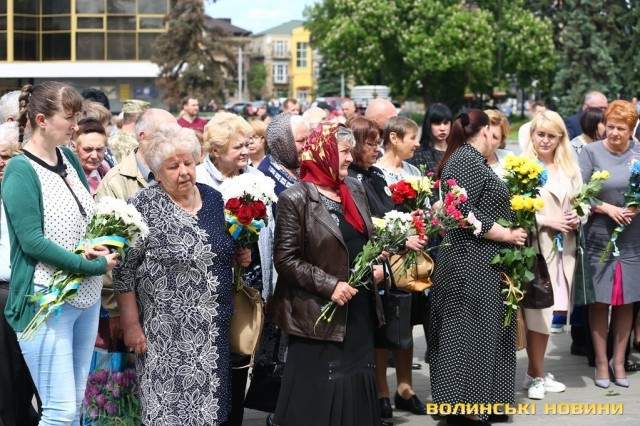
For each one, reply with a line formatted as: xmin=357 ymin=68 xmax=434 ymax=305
xmin=23 ymin=148 xmax=87 ymax=218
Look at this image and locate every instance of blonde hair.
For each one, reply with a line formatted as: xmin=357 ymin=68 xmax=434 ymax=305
xmin=82 ymin=100 xmax=112 ymax=128
xmin=203 ymin=112 xmax=253 ymax=154
xmin=484 ymin=109 xmax=510 ymax=149
xmin=525 ymin=110 xmax=580 ymax=178
xmin=249 ymin=119 xmax=267 ymax=138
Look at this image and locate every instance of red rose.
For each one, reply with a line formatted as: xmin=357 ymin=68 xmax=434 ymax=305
xmin=225 ymin=198 xmax=242 ymax=213
xmin=251 ymin=201 xmax=267 ymax=219
xmin=433 ymin=179 xmax=440 ymax=189
xmin=237 ymin=204 xmax=254 ymax=225
xmin=446 ymin=178 xmax=457 ymax=187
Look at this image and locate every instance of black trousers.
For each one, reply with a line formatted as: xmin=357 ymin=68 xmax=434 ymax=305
xmin=224 ymin=354 xmax=251 ymax=426
xmin=0 ymin=283 xmax=40 ymax=426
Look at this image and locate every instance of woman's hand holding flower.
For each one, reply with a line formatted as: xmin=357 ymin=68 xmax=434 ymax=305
xmin=235 ymin=247 xmax=252 ymax=267
xmin=331 ymin=281 xmax=357 ymax=306
xmin=372 ymin=265 xmax=385 ymax=285
xmin=508 ymin=228 xmax=528 ymax=246
xmin=405 ymin=235 xmax=427 ymax=251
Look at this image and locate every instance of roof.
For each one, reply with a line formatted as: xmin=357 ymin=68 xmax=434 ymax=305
xmin=254 ymin=20 xmax=304 ymax=37
xmin=204 ymin=17 xmax=252 ymax=37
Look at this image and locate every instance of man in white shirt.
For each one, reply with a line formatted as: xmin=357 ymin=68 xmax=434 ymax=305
xmin=0 ymin=122 xmax=40 ymax=425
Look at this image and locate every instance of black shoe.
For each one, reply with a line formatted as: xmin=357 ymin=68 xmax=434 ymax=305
xmin=424 ymin=350 xmax=429 ymax=364
xmin=381 ymin=421 xmax=394 ymax=426
xmin=266 ymin=414 xmax=275 ymax=426
xmin=394 ymin=392 xmax=426 ymax=415
xmin=570 ymin=343 xmax=587 ymax=356
xmin=379 ymin=397 xmax=393 ymax=419
xmin=488 ymin=414 xmax=509 ymax=423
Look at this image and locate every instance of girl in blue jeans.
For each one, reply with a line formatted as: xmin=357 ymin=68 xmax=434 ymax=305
xmin=2 ymin=82 xmax=118 ymax=425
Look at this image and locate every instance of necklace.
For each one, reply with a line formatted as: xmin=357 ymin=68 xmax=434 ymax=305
xmin=167 ymin=186 xmax=201 ymax=215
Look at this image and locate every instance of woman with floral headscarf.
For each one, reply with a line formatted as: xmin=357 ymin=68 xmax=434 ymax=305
xmin=270 ymin=123 xmax=386 ymax=426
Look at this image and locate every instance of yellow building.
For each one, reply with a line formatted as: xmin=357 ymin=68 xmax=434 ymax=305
xmin=289 ymin=25 xmax=313 ymax=103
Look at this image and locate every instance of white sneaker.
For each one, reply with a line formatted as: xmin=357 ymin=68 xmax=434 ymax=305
xmin=550 ymin=324 xmax=565 ymax=333
xmin=528 ymin=377 xmax=546 ymax=400
xmin=543 ymin=373 xmax=566 ymax=393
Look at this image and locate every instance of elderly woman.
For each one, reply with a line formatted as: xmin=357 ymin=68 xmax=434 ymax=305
xmin=271 ymin=123 xmax=385 ymax=426
xmin=522 ymin=110 xmax=582 ymax=400
xmin=73 ymin=118 xmax=111 ymax=196
xmin=248 ymin=119 xmax=268 ymax=167
xmin=484 ymin=109 xmax=512 ymax=177
xmin=114 ymin=124 xmax=251 ymax=425
xmin=258 ymin=113 xmax=310 ymax=196
xmin=195 ymin=111 xmax=273 ymax=425
xmin=579 ymin=100 xmax=640 ymax=389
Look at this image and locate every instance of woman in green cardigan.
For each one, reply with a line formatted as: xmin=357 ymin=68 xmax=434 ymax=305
xmin=2 ymin=82 xmax=119 ymax=425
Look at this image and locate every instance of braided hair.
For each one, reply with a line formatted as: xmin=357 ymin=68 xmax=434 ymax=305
xmin=17 ymin=81 xmax=83 ymax=144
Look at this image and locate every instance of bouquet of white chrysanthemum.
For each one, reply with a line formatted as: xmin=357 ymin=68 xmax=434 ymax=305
xmin=21 ymin=197 xmax=149 ymax=340
xmin=218 ymin=174 xmax=277 ymax=289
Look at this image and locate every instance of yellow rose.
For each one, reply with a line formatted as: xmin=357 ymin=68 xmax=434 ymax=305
xmin=533 ymin=198 xmax=545 ymax=210
xmin=523 ymin=197 xmax=534 ymax=211
xmin=511 ymin=196 xmax=524 ymax=211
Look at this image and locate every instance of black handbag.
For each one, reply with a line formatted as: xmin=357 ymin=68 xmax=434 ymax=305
xmin=522 ymin=228 xmax=555 ymax=309
xmin=243 ymin=327 xmax=285 ymax=413
xmin=374 ymin=260 xmax=413 ymax=349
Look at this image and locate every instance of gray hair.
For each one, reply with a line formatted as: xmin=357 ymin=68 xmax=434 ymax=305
xmin=0 ymin=91 xmax=20 ymax=123
xmin=143 ymin=124 xmax=201 ymax=174
xmin=0 ymin=122 xmax=21 ymax=151
xmin=135 ymin=108 xmax=177 ymax=140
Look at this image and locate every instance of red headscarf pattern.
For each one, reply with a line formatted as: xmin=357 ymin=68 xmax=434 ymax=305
xmin=300 ymin=122 xmax=366 ymax=234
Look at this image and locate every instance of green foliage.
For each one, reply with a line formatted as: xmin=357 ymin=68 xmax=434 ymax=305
xmin=247 ymin=63 xmax=267 ymax=99
xmin=153 ymin=0 xmax=233 ymax=107
xmin=305 ymin=0 xmax=555 ymax=110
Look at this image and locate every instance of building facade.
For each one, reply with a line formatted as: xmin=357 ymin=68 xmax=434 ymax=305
xmin=251 ymin=20 xmax=316 ymax=103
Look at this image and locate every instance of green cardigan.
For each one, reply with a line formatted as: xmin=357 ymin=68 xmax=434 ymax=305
xmin=2 ymin=147 xmax=107 ymax=332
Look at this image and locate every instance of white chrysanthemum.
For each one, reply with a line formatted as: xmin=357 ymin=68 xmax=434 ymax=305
xmin=94 ymin=197 xmax=149 ymax=239
xmin=218 ymin=174 xmax=278 ymax=204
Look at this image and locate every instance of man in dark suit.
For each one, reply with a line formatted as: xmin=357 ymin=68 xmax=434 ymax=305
xmin=564 ymin=91 xmax=608 ymax=139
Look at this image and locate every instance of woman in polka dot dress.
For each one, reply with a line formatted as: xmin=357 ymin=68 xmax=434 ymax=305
xmin=428 ymin=110 xmax=528 ymax=425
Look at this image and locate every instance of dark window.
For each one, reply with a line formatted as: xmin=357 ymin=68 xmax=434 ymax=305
xmin=77 ymin=17 xmax=103 ymax=30
xmin=43 ymin=33 xmax=71 ymax=60
xmin=14 ymin=16 xmax=38 ymax=31
xmin=0 ymin=33 xmax=6 ymax=60
xmin=107 ymin=32 xmax=135 ymax=59
xmin=138 ymin=33 xmax=158 ymax=60
xmin=43 ymin=16 xmax=71 ymax=31
xmin=43 ymin=0 xmax=70 ymax=14
xmin=139 ymin=17 xmax=164 ymax=29
xmin=107 ymin=0 xmax=135 ymax=14
xmin=138 ymin=0 xmax=167 ymax=14
xmin=107 ymin=16 xmax=136 ymax=30
xmin=14 ymin=0 xmax=37 ymax=14
xmin=0 ymin=1 xmax=6 ymax=14
xmin=0 ymin=16 xmax=6 ymax=30
xmin=77 ymin=0 xmax=105 ymax=14
xmin=14 ymin=32 xmax=38 ymax=60
xmin=77 ymin=33 xmax=105 ymax=60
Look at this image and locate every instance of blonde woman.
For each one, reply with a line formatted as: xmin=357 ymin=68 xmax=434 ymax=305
xmin=484 ymin=109 xmax=512 ymax=177
xmin=522 ymin=110 xmax=582 ymax=400
xmin=195 ymin=111 xmax=273 ymax=425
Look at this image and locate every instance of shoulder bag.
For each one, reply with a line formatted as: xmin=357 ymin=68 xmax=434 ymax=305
xmin=521 ymin=227 xmax=554 ymax=309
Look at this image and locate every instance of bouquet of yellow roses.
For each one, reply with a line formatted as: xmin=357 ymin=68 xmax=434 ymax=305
xmin=491 ymin=154 xmax=546 ymax=326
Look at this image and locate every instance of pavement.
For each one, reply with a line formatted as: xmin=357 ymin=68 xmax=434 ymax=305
xmin=242 ymin=326 xmax=640 ymax=425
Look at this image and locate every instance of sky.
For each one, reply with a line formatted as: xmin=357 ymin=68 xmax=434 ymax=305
xmin=205 ymin=0 xmax=319 ymax=34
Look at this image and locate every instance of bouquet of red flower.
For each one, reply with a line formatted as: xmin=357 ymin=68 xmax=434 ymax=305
xmin=219 ymin=174 xmax=277 ymax=290
xmin=388 ymin=176 xmax=434 ymax=211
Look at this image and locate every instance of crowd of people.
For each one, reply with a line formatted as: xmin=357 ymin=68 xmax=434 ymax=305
xmin=0 ymin=82 xmax=639 ymax=426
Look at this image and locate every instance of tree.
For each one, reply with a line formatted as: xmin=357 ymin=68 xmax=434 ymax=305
xmin=305 ymin=0 xmax=555 ymax=111
xmin=550 ymin=0 xmax=630 ymax=116
xmin=316 ymin=61 xmax=343 ymax=97
xmin=247 ymin=63 xmax=267 ymax=99
xmin=152 ymin=0 xmax=234 ymax=108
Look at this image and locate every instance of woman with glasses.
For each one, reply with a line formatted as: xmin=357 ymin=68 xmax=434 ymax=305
xmin=195 ymin=111 xmax=274 ymax=425
xmin=2 ymin=82 xmax=119 ymax=425
xmin=248 ymin=119 xmax=268 ymax=167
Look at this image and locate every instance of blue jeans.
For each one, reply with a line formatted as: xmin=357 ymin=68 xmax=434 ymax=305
xmin=19 ymin=300 xmax=100 ymax=426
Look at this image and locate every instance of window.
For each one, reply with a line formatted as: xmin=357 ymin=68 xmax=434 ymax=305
xmin=107 ymin=32 xmax=136 ymax=59
xmin=139 ymin=17 xmax=164 ymax=29
xmin=138 ymin=33 xmax=158 ymax=60
xmin=14 ymin=32 xmax=38 ymax=60
xmin=77 ymin=0 xmax=105 ymax=13
xmin=273 ymin=63 xmax=288 ymax=84
xmin=138 ymin=0 xmax=167 ymax=14
xmin=42 ymin=0 xmax=70 ymax=14
xmin=273 ymin=40 xmax=287 ymax=58
xmin=0 ymin=33 xmax=6 ymax=60
xmin=43 ymin=33 xmax=71 ymax=60
xmin=43 ymin=16 xmax=71 ymax=31
xmin=14 ymin=0 xmax=38 ymax=14
xmin=14 ymin=16 xmax=38 ymax=31
xmin=107 ymin=0 xmax=135 ymax=14
xmin=296 ymin=42 xmax=307 ymax=68
xmin=77 ymin=33 xmax=105 ymax=59
xmin=108 ymin=16 xmax=136 ymax=30
xmin=77 ymin=17 xmax=104 ymax=30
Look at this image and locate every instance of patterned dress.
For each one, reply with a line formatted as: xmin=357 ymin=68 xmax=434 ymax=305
xmin=428 ymin=144 xmax=516 ymax=417
xmin=113 ymin=183 xmax=235 ymax=425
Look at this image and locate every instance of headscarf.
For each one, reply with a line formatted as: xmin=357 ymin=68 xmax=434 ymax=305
xmin=266 ymin=113 xmax=299 ymax=171
xmin=300 ymin=123 xmax=366 ymax=234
